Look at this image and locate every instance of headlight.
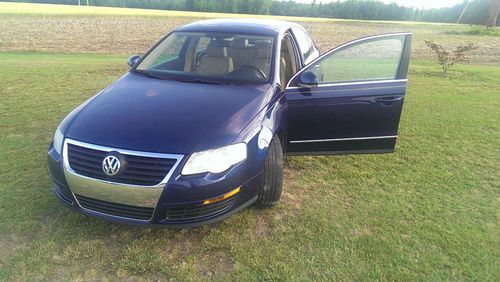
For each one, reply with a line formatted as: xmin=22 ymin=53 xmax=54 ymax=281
xmin=181 ymin=143 xmax=247 ymax=175
xmin=53 ymin=125 xmax=64 ymax=155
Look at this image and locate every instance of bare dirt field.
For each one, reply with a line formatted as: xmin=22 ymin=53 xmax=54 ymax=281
xmin=0 ymin=13 xmax=499 ymax=64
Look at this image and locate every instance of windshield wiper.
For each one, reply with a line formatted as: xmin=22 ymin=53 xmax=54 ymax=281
xmin=175 ymin=77 xmax=232 ymax=85
xmin=132 ymin=69 xmax=165 ymax=80
xmin=133 ymin=70 xmax=231 ymax=85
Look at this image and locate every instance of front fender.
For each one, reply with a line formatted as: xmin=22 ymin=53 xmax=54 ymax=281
xmin=233 ymin=91 xmax=287 ymax=167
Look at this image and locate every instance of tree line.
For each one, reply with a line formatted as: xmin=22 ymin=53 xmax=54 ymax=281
xmin=7 ymin=0 xmax=500 ymax=26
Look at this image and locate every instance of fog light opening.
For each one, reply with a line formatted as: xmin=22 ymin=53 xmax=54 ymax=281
xmin=203 ymin=187 xmax=240 ymax=205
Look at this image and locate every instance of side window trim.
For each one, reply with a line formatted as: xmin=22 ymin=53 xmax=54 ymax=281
xmin=396 ymin=35 xmax=412 ymax=79
xmin=287 ymin=32 xmax=411 ymax=89
xmin=287 ymin=78 xmax=408 ymax=90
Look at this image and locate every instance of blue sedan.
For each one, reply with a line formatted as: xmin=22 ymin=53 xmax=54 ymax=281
xmin=48 ymin=19 xmax=412 ymax=227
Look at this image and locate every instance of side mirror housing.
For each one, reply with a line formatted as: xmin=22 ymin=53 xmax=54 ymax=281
xmin=299 ymin=70 xmax=319 ymax=87
xmin=127 ymin=55 xmax=141 ymax=67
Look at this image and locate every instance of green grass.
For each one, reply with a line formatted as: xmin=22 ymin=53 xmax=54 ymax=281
xmin=320 ymin=57 xmax=400 ymax=82
xmin=443 ymin=26 xmax=500 ymax=37
xmin=0 ymin=52 xmax=498 ymax=280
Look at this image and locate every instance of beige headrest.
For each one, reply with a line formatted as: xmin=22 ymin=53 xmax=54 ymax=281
xmin=206 ymin=46 xmax=228 ymax=57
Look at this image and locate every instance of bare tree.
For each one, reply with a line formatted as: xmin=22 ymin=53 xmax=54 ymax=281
xmin=486 ymin=0 xmax=500 ymax=27
xmin=425 ymin=41 xmax=479 ymax=74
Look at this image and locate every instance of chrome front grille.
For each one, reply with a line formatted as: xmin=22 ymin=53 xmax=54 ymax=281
xmin=62 ymin=139 xmax=183 ymax=221
xmin=67 ymin=143 xmax=177 ymax=186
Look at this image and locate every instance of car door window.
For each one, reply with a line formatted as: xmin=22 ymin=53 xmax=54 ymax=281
xmin=197 ymin=36 xmax=211 ymax=51
xmin=279 ymin=35 xmax=299 ymax=87
xmin=291 ymin=27 xmax=318 ymax=65
xmin=191 ymin=36 xmax=212 ymax=70
xmin=307 ymin=36 xmax=405 ymax=84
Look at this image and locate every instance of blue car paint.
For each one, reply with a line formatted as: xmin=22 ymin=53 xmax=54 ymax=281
xmin=286 ymin=80 xmax=406 ymax=154
xmin=48 ymin=70 xmax=286 ymax=227
xmin=65 ymin=73 xmax=275 ymax=154
xmin=48 ymin=19 xmax=411 ymax=227
xmin=176 ymin=19 xmax=293 ymax=36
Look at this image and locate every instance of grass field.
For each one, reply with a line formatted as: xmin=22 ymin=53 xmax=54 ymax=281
xmin=0 ymin=2 xmax=499 ymax=281
xmin=0 ymin=53 xmax=498 ymax=280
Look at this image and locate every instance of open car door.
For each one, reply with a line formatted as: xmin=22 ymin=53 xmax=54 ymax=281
xmin=285 ymin=33 xmax=412 ymax=155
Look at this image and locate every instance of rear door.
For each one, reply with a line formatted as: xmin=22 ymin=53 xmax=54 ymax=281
xmin=285 ymin=33 xmax=411 ymax=155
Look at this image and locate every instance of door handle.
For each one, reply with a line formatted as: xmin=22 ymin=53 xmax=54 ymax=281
xmin=375 ymin=96 xmax=403 ymax=106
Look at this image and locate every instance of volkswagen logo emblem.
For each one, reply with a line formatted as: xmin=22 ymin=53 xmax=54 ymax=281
xmin=102 ymin=155 xmax=121 ymax=176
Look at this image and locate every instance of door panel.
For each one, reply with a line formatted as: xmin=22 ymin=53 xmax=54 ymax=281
xmin=285 ymin=33 xmax=412 ymax=155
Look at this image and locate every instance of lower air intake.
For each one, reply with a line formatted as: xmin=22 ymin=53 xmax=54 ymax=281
xmin=76 ymin=194 xmax=154 ymax=220
xmin=165 ymin=197 xmax=234 ymax=222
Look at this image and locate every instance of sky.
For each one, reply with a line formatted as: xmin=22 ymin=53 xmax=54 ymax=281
xmin=297 ymin=0 xmax=465 ymax=9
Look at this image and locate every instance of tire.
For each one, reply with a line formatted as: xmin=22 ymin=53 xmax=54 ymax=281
xmin=255 ymin=135 xmax=284 ymax=208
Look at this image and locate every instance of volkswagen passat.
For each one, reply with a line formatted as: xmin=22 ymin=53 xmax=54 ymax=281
xmin=48 ymin=19 xmax=412 ymax=227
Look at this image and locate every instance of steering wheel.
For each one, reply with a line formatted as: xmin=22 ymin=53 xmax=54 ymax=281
xmin=239 ymin=65 xmax=266 ymax=79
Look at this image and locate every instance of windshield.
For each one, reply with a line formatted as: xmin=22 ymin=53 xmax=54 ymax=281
xmin=135 ymin=32 xmax=275 ymax=84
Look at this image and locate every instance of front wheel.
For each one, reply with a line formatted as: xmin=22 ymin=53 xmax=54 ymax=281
xmin=254 ymin=135 xmax=284 ymax=208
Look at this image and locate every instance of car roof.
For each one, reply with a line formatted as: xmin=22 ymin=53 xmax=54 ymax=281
xmin=176 ymin=18 xmax=302 ymax=36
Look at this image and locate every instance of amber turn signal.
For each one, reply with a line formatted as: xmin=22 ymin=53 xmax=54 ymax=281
xmin=203 ymin=187 xmax=240 ymax=205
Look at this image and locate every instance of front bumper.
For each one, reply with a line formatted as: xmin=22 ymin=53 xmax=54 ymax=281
xmin=47 ymin=135 xmax=265 ymax=227
xmin=53 ymin=182 xmax=258 ymax=227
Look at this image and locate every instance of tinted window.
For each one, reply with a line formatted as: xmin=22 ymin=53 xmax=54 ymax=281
xmin=307 ymin=36 xmax=405 ymax=84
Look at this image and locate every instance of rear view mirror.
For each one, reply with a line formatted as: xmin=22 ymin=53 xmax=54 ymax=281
xmin=299 ymin=70 xmax=319 ymax=87
xmin=127 ymin=55 xmax=141 ymax=67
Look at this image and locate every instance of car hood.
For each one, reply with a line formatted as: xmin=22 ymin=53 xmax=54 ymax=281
xmin=65 ymin=73 xmax=273 ymax=154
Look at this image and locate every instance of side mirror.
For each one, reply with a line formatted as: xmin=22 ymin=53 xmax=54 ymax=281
xmin=299 ymin=70 xmax=319 ymax=87
xmin=127 ymin=55 xmax=141 ymax=67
